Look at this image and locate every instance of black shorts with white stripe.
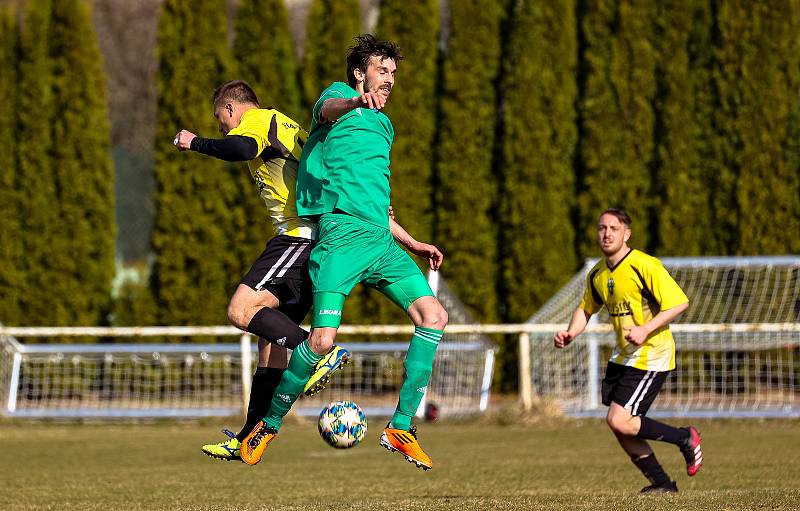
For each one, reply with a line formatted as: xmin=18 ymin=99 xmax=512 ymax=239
xmin=601 ymin=362 xmax=670 ymax=416
xmin=240 ymin=235 xmax=314 ymax=317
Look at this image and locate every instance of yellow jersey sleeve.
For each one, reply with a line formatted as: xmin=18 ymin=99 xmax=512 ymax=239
xmin=227 ymin=110 xmax=269 ymax=155
xmin=639 ymin=256 xmax=688 ymax=311
xmin=579 ymin=266 xmax=603 ymax=315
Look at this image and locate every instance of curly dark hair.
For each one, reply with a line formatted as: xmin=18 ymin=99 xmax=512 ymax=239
xmin=346 ymin=34 xmax=403 ymax=88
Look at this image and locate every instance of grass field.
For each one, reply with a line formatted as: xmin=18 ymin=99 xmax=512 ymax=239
xmin=2 ymin=416 xmax=799 ymax=510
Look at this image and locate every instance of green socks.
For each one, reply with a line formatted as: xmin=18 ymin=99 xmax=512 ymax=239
xmin=262 ymin=340 xmax=322 ymax=431
xmin=390 ymin=326 xmax=442 ymax=430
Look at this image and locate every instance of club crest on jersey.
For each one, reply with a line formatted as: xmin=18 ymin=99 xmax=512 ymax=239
xmin=607 ymin=277 xmax=615 ymax=295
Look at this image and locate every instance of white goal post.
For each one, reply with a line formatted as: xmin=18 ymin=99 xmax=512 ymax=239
xmin=0 ymin=325 xmax=495 ymax=420
xmin=525 ymin=256 xmax=800 ymax=418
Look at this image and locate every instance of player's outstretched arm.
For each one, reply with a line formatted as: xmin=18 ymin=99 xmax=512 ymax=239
xmin=319 ymin=93 xmax=386 ymax=123
xmin=623 ymin=301 xmax=689 ymax=346
xmin=389 ymin=214 xmax=443 ymax=271
xmin=554 ymin=307 xmax=591 ymax=349
xmin=173 ymin=129 xmax=258 ymax=162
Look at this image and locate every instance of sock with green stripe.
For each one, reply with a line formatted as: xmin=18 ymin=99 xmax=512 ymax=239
xmin=261 ymin=340 xmax=322 ymax=431
xmin=390 ymin=326 xmax=442 ymax=431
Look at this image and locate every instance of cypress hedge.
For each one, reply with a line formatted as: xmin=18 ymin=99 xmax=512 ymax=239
xmin=434 ymin=0 xmax=505 ymax=323
xmin=651 ymin=0 xmax=717 ymax=255
xmin=499 ymin=0 xmax=577 ymax=322
xmin=0 ymin=9 xmax=21 ymax=325
xmin=16 ymin=0 xmax=58 ymax=329
xmin=233 ymin=0 xmax=302 ymax=122
xmin=47 ymin=0 xmax=116 ymax=329
xmin=301 ymin=0 xmax=361 ymax=119
xmin=575 ymin=0 xmax=656 ymax=257
xmin=152 ymin=0 xmax=242 ymax=329
xmin=720 ymin=2 xmax=800 ymax=254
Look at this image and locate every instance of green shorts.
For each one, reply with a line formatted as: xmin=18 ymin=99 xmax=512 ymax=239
xmin=309 ymin=213 xmax=434 ymax=328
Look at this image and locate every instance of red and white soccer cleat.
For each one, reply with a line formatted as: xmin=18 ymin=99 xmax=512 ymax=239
xmin=680 ymin=426 xmax=703 ymax=476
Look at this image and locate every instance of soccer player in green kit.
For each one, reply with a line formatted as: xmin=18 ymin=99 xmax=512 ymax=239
xmin=241 ymin=35 xmax=448 ymax=470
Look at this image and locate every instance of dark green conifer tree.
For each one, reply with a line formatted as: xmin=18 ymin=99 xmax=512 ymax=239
xmin=47 ymin=0 xmax=116 ymax=328
xmin=434 ymin=0 xmax=505 ymax=322
xmin=16 ymin=0 xmax=58 ymax=329
xmin=152 ymin=0 xmax=242 ymax=329
xmin=301 ymin=0 xmax=361 ymax=117
xmin=0 ymin=8 xmax=21 ymax=325
xmin=233 ymin=0 xmax=301 ymax=121
xmin=576 ymin=0 xmax=656 ymax=257
xmin=652 ymin=1 xmax=717 ymax=255
xmin=715 ymin=2 xmax=800 ymax=253
xmin=499 ymin=0 xmax=577 ymax=321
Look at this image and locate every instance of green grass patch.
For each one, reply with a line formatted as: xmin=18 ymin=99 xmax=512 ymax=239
xmin=2 ymin=418 xmax=799 ymax=510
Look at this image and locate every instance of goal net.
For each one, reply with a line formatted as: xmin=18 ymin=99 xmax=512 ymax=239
xmin=525 ymin=256 xmax=800 ymax=418
xmin=0 ymin=273 xmax=495 ymax=420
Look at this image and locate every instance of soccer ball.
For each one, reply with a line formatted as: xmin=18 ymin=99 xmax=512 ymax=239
xmin=317 ymin=400 xmax=367 ymax=449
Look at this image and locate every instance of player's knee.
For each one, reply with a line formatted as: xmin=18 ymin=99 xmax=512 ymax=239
xmin=607 ymin=410 xmax=634 ymax=435
xmin=419 ymin=303 xmax=448 ymax=330
xmin=227 ymin=303 xmax=248 ymax=330
xmin=308 ymin=333 xmax=335 ymax=356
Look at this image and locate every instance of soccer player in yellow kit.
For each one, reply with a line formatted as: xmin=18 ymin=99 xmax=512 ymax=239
xmin=554 ymin=209 xmax=703 ymax=493
xmin=173 ymin=80 xmax=349 ymax=462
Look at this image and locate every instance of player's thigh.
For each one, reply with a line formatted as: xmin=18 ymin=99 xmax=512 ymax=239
xmin=308 ymin=216 xmax=382 ymax=299
xmin=235 ymin=235 xmax=313 ymax=316
xmin=367 ymin=244 xmax=435 ymax=313
xmin=602 ymin=363 xmax=669 ymax=417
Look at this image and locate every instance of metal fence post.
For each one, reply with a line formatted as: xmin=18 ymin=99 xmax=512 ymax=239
xmin=240 ymin=333 xmax=253 ymax=418
xmin=587 ymin=335 xmax=599 ymax=410
xmin=7 ymin=352 xmax=21 ymax=414
xmin=519 ymin=332 xmax=533 ymax=411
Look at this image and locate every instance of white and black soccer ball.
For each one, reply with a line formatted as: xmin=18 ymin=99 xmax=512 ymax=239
xmin=317 ymin=400 xmax=367 ymax=449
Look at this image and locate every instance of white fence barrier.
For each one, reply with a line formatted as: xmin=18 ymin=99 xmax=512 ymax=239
xmin=2 ymin=323 xmax=798 ymax=419
xmin=0 ymin=325 xmax=495 ymax=420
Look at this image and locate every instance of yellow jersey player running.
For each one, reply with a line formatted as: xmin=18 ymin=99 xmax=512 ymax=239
xmin=554 ymin=209 xmax=703 ymax=494
xmin=173 ymin=80 xmax=350 ymax=463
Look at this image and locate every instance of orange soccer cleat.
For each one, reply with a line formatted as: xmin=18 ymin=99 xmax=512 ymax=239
xmin=239 ymin=421 xmax=278 ymax=466
xmin=379 ymin=424 xmax=432 ymax=470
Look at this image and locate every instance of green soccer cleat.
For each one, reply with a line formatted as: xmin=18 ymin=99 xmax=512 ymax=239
xmin=201 ymin=428 xmax=242 ymax=462
xmin=303 ymin=345 xmax=351 ymax=397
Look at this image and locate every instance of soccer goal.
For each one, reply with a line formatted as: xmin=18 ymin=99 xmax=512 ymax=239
xmin=524 ymin=256 xmax=800 ymax=418
xmin=0 ymin=273 xmax=495 ymax=420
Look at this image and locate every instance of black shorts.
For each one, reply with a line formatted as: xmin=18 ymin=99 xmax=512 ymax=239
xmin=240 ymin=235 xmax=313 ymax=323
xmin=601 ymin=362 xmax=670 ymax=416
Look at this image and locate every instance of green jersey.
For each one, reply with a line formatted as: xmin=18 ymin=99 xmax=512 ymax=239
xmin=296 ymin=81 xmax=394 ymax=229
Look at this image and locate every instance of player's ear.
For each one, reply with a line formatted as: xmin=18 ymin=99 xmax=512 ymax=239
xmin=353 ymin=67 xmax=365 ymax=83
xmin=226 ymin=103 xmax=233 ymax=116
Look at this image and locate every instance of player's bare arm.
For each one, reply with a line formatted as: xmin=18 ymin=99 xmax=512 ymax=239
xmin=554 ymin=307 xmax=591 ymax=349
xmin=623 ymin=301 xmax=689 ymax=346
xmin=319 ymin=93 xmax=386 ymax=123
xmin=389 ymin=216 xmax=443 ymax=271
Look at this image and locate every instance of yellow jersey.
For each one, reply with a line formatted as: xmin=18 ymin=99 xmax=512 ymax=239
xmin=227 ymin=108 xmax=315 ymax=239
xmin=579 ymin=249 xmax=688 ymax=371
